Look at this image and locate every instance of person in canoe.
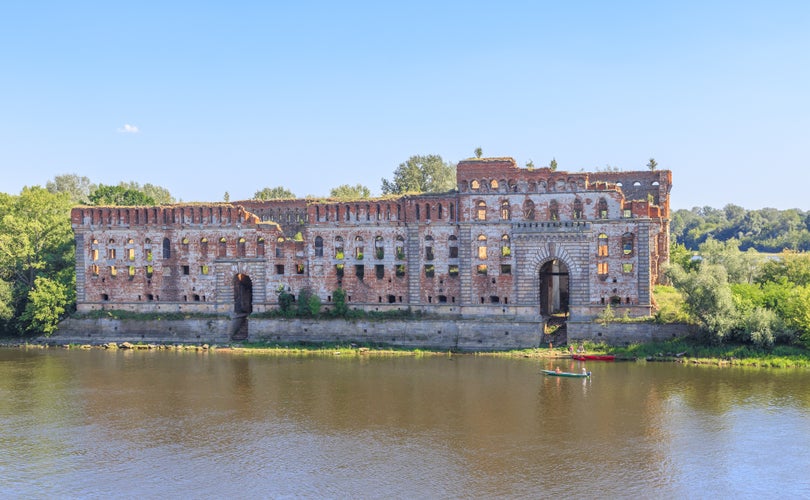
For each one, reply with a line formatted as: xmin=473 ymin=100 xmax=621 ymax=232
xmin=555 ymin=367 xmax=562 ymax=373
xmin=577 ymin=344 xmax=585 ymax=354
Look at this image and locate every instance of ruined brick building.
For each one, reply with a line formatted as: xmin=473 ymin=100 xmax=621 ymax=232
xmin=71 ymin=158 xmax=671 ymax=340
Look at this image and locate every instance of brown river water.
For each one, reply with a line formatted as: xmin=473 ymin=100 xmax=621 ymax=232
xmin=1 ymin=347 xmax=809 ymax=498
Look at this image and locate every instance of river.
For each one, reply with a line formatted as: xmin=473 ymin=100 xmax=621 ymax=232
xmin=1 ymin=347 xmax=808 ymax=498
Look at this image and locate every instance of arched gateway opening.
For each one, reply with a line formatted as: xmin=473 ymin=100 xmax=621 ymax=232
xmin=232 ymin=274 xmax=253 ymax=341
xmin=234 ymin=274 xmax=253 ymax=314
xmin=539 ymin=259 xmax=569 ymax=317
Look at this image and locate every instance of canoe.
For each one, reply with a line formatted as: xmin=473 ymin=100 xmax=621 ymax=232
xmin=572 ymin=354 xmax=615 ymax=361
xmin=541 ymin=369 xmax=591 ymax=378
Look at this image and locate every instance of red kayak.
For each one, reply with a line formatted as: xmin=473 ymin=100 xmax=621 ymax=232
xmin=572 ymin=354 xmax=615 ymax=361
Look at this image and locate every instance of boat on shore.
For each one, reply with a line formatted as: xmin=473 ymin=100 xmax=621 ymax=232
xmin=572 ymin=354 xmax=615 ymax=361
xmin=541 ymin=369 xmax=591 ymax=378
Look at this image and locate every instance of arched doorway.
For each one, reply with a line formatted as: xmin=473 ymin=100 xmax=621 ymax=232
xmin=233 ymin=273 xmax=253 ymax=315
xmin=539 ymin=259 xmax=569 ymax=317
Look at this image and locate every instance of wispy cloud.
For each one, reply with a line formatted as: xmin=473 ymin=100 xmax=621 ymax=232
xmin=117 ymin=124 xmax=140 ymax=134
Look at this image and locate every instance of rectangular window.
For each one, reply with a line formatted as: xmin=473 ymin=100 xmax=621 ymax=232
xmin=127 ymin=248 xmax=135 ymax=261
xmin=598 ymin=245 xmax=609 ymax=257
xmin=355 ymin=264 xmax=364 ymax=280
xmin=477 ymin=264 xmax=488 ymax=275
xmin=182 ymin=265 xmax=190 ymax=275
xmin=449 ymin=246 xmax=458 ymax=258
xmin=276 ymin=264 xmax=285 ymax=275
xmin=623 ymin=209 xmax=632 ymax=218
xmin=424 ymin=264 xmax=435 ymax=278
xmin=335 ymin=264 xmax=344 ymax=278
xmin=449 ymin=265 xmax=459 ymax=277
xmin=425 ymin=247 xmax=434 ymax=260
xmin=501 ymin=264 xmax=512 ymax=274
xmin=201 ymin=265 xmax=209 ymax=275
xmin=128 ymin=266 xmax=135 ymax=278
xmin=146 ymin=250 xmax=153 ymax=262
xmin=375 ymin=264 xmax=385 ymax=279
xmin=296 ymin=263 xmax=305 ymax=274
xmin=396 ymin=264 xmax=405 ymax=277
xmin=92 ymin=249 xmax=99 ymax=261
xmin=108 ymin=248 xmax=116 ymax=259
xmin=478 ymin=247 xmax=487 ymax=260
xmin=91 ymin=264 xmax=99 ymax=276
xmin=146 ymin=265 xmax=153 ymax=279
xmin=110 ymin=265 xmax=117 ymax=277
xmin=623 ymin=263 xmax=634 ymax=273
xmin=597 ymin=262 xmax=608 ymax=275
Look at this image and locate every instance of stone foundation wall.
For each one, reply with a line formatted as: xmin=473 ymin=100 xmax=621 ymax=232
xmin=49 ymin=317 xmax=694 ymax=349
xmin=567 ymin=321 xmax=694 ymax=345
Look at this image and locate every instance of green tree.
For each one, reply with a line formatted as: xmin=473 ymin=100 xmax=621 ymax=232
xmin=224 ymin=191 xmax=230 ymax=202
xmin=88 ymin=184 xmax=156 ymax=206
xmin=647 ymin=157 xmax=658 ymax=171
xmin=254 ymin=186 xmax=296 ymax=200
xmin=20 ymin=276 xmax=70 ymax=335
xmin=381 ymin=155 xmax=456 ymax=195
xmin=549 ymin=158 xmax=558 ymax=171
xmin=525 ymin=159 xmax=535 ymax=169
xmin=666 ymin=262 xmax=738 ymax=342
xmin=119 ymin=181 xmax=175 ymax=204
xmin=0 ymin=187 xmax=75 ymax=335
xmin=332 ymin=288 xmax=348 ymax=317
xmin=46 ymin=174 xmax=95 ymax=204
xmin=474 ymin=147 xmax=483 ymax=158
xmin=330 ymin=184 xmax=371 ymax=200
xmin=757 ymin=251 xmax=810 ymax=287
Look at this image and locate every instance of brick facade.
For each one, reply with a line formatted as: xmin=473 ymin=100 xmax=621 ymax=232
xmin=71 ymin=158 xmax=671 ymax=334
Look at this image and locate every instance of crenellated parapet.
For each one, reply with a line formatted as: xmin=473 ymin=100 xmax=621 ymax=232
xmin=71 ymin=203 xmax=266 ymax=230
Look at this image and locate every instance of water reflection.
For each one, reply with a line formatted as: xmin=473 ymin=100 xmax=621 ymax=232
xmin=1 ymin=349 xmax=808 ymax=497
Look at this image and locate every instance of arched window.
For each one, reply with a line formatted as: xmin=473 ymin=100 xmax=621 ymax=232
xmin=416 ymin=204 xmax=421 ymax=221
xmin=490 ymin=179 xmax=499 ymax=190
xmin=335 ymin=236 xmax=344 ymax=259
xmin=477 ymin=201 xmax=487 ymax=221
xmin=374 ymin=235 xmax=384 ymax=259
xmin=573 ymin=198 xmax=584 ymax=219
xmin=218 ymin=237 xmax=227 ymax=257
xmin=425 ymin=235 xmax=434 ymax=261
xmin=523 ymin=200 xmax=535 ymax=220
xmin=598 ymin=198 xmax=608 ymax=219
xmin=449 ymin=203 xmax=455 ymax=220
xmin=449 ymin=235 xmax=458 ymax=258
xmin=314 ymin=236 xmax=324 ymax=257
xmin=437 ymin=204 xmax=443 ymax=220
xmin=501 ymin=235 xmax=511 ymax=257
xmin=500 ymin=200 xmax=510 ymax=220
xmin=598 ymin=233 xmax=609 ymax=257
xmin=162 ymin=238 xmax=171 ymax=259
xmin=477 ymin=234 xmax=488 ymax=260
xmin=257 ymin=237 xmax=265 ymax=257
xmin=395 ymin=235 xmax=405 ymax=260
xmin=471 ymin=179 xmax=480 ymax=190
xmin=549 ymin=200 xmax=559 ymax=221
xmin=276 ymin=237 xmax=285 ymax=258
xmin=237 ymin=237 xmax=246 ymax=257
xmin=425 ymin=203 xmax=431 ymax=220
xmin=355 ymin=236 xmax=364 ymax=259
xmin=622 ymin=233 xmax=634 ymax=256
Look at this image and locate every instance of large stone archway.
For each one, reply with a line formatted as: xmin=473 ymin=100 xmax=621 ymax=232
xmin=538 ymin=259 xmax=569 ymax=316
xmin=233 ymin=273 xmax=253 ymax=315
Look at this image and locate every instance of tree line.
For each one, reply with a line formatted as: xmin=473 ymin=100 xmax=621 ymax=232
xmin=671 ymin=205 xmax=810 ymax=252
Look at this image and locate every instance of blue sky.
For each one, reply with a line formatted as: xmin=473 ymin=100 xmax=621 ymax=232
xmin=1 ymin=1 xmax=808 ymax=210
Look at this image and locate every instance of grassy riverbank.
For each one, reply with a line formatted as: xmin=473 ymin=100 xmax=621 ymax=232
xmin=4 ymin=337 xmax=809 ymax=368
xmin=489 ymin=339 xmax=810 ymax=368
